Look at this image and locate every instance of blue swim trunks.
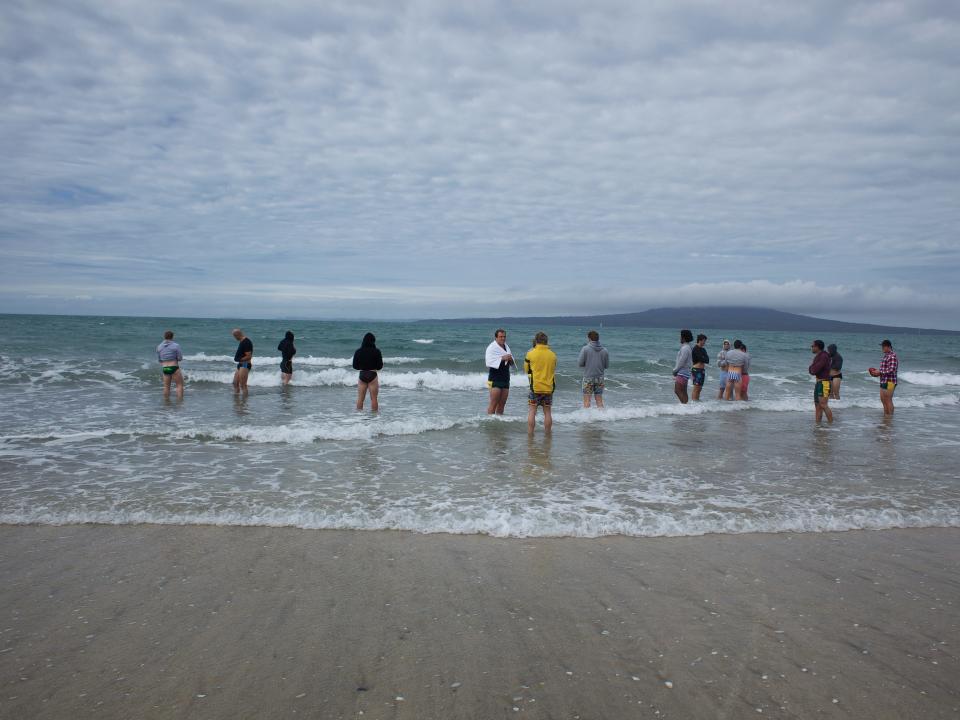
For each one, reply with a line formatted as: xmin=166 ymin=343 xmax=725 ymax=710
xmin=691 ymin=368 xmax=705 ymax=387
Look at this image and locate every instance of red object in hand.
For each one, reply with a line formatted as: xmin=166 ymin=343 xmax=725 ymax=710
xmin=868 ymin=367 xmax=880 ymax=377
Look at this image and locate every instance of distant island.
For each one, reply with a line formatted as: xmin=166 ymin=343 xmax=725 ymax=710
xmin=426 ymin=306 xmax=959 ymax=335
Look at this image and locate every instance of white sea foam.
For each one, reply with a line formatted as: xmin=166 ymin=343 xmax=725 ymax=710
xmin=3 ymin=504 xmax=958 ymax=538
xmin=412 ymin=338 xmax=435 ymax=344
xmin=900 ymin=371 xmax=960 ymax=387
xmin=183 ymin=354 xmax=422 ymax=366
xmin=184 ymin=368 xmax=486 ymax=390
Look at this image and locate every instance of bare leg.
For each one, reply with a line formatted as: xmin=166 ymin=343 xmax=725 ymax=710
xmin=173 ymin=369 xmax=184 ymax=400
xmin=496 ymin=388 xmax=509 ymax=414
xmin=674 ymin=381 xmax=688 ymax=404
xmin=487 ymin=387 xmax=503 ymax=414
xmin=162 ymin=372 xmax=172 ymax=399
xmin=368 ymin=377 xmax=380 ymax=412
xmin=732 ymin=380 xmax=742 ymax=401
xmin=232 ymin=370 xmax=240 ymax=393
xmin=281 ymin=372 xmax=292 ymax=386
xmin=583 ymin=394 xmax=590 ymax=408
xmin=691 ymin=382 xmax=702 ymax=401
xmin=236 ymin=368 xmax=249 ymax=395
xmin=527 ymin=404 xmax=537 ymax=432
xmin=356 ymin=381 xmax=368 ymax=410
xmin=543 ymin=405 xmax=553 ymax=432
xmin=595 ymin=394 xmax=604 ymax=409
xmin=880 ymin=388 xmax=894 ymax=415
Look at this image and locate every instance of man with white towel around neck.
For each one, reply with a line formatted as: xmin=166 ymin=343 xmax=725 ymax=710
xmin=485 ymin=328 xmax=514 ymax=414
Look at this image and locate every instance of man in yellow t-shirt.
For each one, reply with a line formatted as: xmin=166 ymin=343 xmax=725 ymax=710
xmin=524 ymin=331 xmax=558 ymax=433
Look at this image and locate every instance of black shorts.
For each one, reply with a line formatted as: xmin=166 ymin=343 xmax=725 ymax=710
xmin=280 ymin=360 xmax=293 ymax=374
xmin=358 ymin=370 xmax=378 ymax=383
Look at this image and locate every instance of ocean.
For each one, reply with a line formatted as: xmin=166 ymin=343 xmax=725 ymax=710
xmin=1 ymin=313 xmax=958 ymax=537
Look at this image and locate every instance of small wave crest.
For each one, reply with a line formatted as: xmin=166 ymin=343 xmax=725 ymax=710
xmin=184 ymin=368 xmax=486 ymax=390
xmin=183 ymin=354 xmax=423 ymax=366
xmin=412 ymin=338 xmax=434 ymax=344
xmin=900 ymin=371 xmax=960 ymax=387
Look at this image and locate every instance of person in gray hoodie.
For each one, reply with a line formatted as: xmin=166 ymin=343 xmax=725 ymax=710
xmin=672 ymin=329 xmax=694 ymax=404
xmin=578 ymin=330 xmax=610 ymax=408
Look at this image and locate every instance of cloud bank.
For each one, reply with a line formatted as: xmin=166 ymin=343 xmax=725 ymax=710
xmin=1 ymin=0 xmax=959 ymax=327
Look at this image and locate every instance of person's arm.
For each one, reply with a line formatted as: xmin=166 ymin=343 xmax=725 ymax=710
xmin=375 ymin=349 xmax=384 ymax=370
xmin=352 ymin=350 xmax=361 ymax=370
xmin=602 ymin=349 xmax=609 ymax=370
xmin=176 ymin=345 xmax=183 ymax=362
xmin=577 ymin=348 xmax=586 ymax=368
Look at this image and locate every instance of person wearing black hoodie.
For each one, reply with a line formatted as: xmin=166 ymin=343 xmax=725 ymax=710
xmin=277 ymin=331 xmax=296 ymax=386
xmin=352 ymin=332 xmax=384 ymax=411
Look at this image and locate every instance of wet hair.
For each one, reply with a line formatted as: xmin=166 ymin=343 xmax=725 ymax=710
xmin=827 ymin=343 xmax=837 ymax=354
xmin=362 ymin=332 xmax=376 ymax=347
xmin=285 ymin=330 xmax=294 ymax=341
xmin=494 ymin=328 xmax=506 ymax=338
xmin=881 ymin=339 xmax=893 ymax=348
xmin=812 ymin=339 xmax=825 ymax=351
xmin=696 ymin=333 xmax=707 ymax=342
xmin=587 ymin=330 xmax=599 ymax=341
xmin=534 ymin=331 xmax=548 ymax=345
xmin=680 ymin=329 xmax=693 ymax=343
xmin=733 ymin=339 xmax=744 ymax=349
xmin=163 ymin=330 xmax=174 ymax=340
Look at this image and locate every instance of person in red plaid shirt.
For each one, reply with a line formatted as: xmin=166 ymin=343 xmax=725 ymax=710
xmin=878 ymin=339 xmax=899 ymax=416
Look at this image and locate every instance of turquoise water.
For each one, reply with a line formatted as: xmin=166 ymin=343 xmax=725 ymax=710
xmin=0 ymin=313 xmax=958 ymax=537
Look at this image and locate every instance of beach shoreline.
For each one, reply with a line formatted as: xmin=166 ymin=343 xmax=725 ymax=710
xmin=1 ymin=525 xmax=957 ymax=719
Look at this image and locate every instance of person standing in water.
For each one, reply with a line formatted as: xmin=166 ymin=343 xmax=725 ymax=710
xmin=156 ymin=330 xmax=184 ymax=400
xmin=740 ymin=342 xmax=751 ymax=401
xmin=524 ymin=332 xmax=557 ymax=433
xmin=716 ymin=339 xmax=731 ymax=399
xmin=352 ymin=332 xmax=384 ymax=411
xmin=577 ymin=330 xmax=609 ymax=408
xmin=877 ymin=339 xmax=899 ymax=416
xmin=722 ymin=340 xmax=747 ymax=401
xmin=232 ymin=328 xmax=253 ymax=395
xmin=690 ymin=333 xmax=709 ymax=401
xmin=672 ymin=329 xmax=693 ymax=404
xmin=277 ymin=331 xmax=296 ymax=386
xmin=828 ymin=343 xmax=843 ymax=399
xmin=485 ymin=328 xmax=514 ymax=415
xmin=808 ymin=339 xmax=833 ymax=424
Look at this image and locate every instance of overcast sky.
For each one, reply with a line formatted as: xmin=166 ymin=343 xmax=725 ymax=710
xmin=2 ymin=0 xmax=959 ymax=328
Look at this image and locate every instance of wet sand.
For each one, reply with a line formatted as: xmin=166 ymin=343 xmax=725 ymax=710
xmin=0 ymin=525 xmax=957 ymax=719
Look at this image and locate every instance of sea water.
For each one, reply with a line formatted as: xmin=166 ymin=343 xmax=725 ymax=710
xmin=0 ymin=314 xmax=958 ymax=537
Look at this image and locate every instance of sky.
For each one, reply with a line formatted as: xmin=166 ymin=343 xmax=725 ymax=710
xmin=2 ymin=1 xmax=959 ymax=328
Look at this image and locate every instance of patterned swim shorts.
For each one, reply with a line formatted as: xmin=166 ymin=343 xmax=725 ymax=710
xmin=674 ymin=373 xmax=689 ymax=386
xmin=528 ymin=392 xmax=553 ymax=407
xmin=582 ymin=377 xmax=604 ymax=395
xmin=691 ymin=368 xmax=705 ymax=387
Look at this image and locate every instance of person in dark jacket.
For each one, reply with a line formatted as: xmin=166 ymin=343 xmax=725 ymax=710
xmin=352 ymin=332 xmax=384 ymax=411
xmin=808 ymin=339 xmax=833 ymax=424
xmin=277 ymin=331 xmax=296 ymax=386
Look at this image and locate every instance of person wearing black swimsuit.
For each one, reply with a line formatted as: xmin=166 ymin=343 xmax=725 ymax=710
xmin=277 ymin=331 xmax=296 ymax=386
xmin=352 ymin=332 xmax=384 ymax=411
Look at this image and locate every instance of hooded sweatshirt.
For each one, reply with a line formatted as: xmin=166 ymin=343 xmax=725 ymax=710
xmin=352 ymin=333 xmax=384 ymax=372
xmin=156 ymin=340 xmax=183 ymax=363
xmin=577 ymin=341 xmax=609 ymax=379
xmin=277 ymin=332 xmax=296 ymax=362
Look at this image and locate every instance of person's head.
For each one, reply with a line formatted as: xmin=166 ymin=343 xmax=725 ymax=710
xmin=733 ymin=339 xmax=744 ymax=350
xmin=163 ymin=330 xmax=174 ymax=340
xmin=494 ymin=328 xmax=506 ymax=344
xmin=587 ymin=330 xmax=599 ymax=342
xmin=285 ymin=330 xmax=294 ymax=341
xmin=362 ymin=332 xmax=376 ymax=347
xmin=881 ymin=339 xmax=893 ymax=352
xmin=534 ymin=331 xmax=548 ymax=346
xmin=696 ymin=333 xmax=707 ymax=346
xmin=722 ymin=339 xmax=730 ymax=350
xmin=741 ymin=343 xmax=747 ymax=352
xmin=827 ymin=343 xmax=837 ymax=355
xmin=680 ymin=328 xmax=693 ymax=343
xmin=811 ymin=339 xmax=825 ymax=353
xmin=232 ymin=328 xmax=244 ymax=341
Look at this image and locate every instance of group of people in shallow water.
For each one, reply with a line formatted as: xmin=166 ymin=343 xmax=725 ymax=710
xmin=155 ymin=327 xmax=901 ymax=426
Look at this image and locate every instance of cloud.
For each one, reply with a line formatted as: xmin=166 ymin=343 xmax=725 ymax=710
xmin=1 ymin=0 xmax=959 ymax=327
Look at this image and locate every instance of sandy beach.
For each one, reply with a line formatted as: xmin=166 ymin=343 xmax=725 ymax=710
xmin=0 ymin=525 xmax=957 ymax=719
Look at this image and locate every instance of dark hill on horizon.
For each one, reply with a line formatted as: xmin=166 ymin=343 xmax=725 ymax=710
xmin=426 ymin=307 xmax=958 ymax=335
